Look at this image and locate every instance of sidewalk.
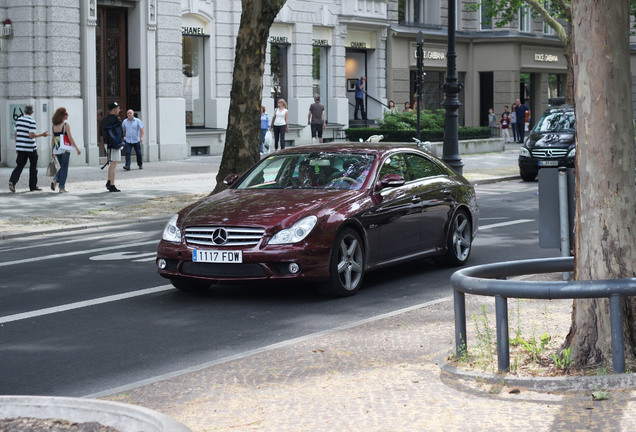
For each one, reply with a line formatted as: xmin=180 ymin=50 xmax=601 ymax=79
xmin=0 ymin=144 xmax=521 ymax=239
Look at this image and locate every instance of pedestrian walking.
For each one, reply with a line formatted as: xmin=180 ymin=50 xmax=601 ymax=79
xmin=100 ymin=102 xmax=124 ymax=192
xmin=260 ymin=106 xmax=270 ymax=153
xmin=9 ymin=104 xmax=49 ymax=192
xmin=308 ymin=94 xmax=326 ymax=144
xmin=514 ymin=99 xmax=529 ymax=143
xmin=50 ymin=107 xmax=81 ymax=193
xmin=354 ymin=76 xmax=366 ymax=120
xmin=270 ymin=98 xmax=289 ymax=151
xmin=122 ymin=109 xmax=144 ymax=171
xmin=510 ymin=107 xmax=518 ymax=143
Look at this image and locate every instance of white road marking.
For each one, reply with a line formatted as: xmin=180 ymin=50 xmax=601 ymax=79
xmin=0 ymin=240 xmax=157 ymax=268
xmin=479 ymin=219 xmax=534 ymax=230
xmin=89 ymin=252 xmax=156 ymax=261
xmin=0 ymin=285 xmax=173 ymax=325
xmin=0 ymin=231 xmax=148 ymax=253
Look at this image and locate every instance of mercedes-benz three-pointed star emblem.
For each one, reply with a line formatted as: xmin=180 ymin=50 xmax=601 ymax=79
xmin=212 ymin=228 xmax=228 ymax=245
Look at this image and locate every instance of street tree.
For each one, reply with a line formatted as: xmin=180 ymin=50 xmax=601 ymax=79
xmin=213 ymin=0 xmax=287 ymax=193
xmin=566 ymin=0 xmax=636 ymax=368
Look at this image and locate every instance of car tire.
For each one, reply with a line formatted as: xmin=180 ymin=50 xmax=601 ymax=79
xmin=320 ymin=228 xmax=365 ymax=297
xmin=170 ymin=278 xmax=211 ymax=292
xmin=520 ymin=169 xmax=537 ymax=182
xmin=443 ymin=210 xmax=472 ymax=267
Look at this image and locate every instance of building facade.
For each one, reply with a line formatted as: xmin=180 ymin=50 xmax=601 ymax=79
xmin=0 ymin=1 xmax=634 ymax=168
xmin=387 ymin=0 xmax=570 ymax=128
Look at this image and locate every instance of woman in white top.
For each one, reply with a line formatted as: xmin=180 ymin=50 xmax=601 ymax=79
xmin=269 ymin=98 xmax=289 ymax=150
xmin=50 ymin=107 xmax=81 ymax=193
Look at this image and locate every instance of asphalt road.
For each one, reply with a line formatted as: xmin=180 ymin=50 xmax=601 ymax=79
xmin=0 ymin=180 xmax=556 ymax=398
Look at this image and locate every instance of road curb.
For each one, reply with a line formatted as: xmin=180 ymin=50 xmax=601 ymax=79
xmin=437 ymin=353 xmax=636 ymax=392
xmin=0 ymin=396 xmax=191 ymax=432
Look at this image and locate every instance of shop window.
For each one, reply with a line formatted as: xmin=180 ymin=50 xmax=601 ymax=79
xmin=398 ymin=0 xmax=441 ymax=28
xmin=312 ymin=46 xmax=329 ymax=112
xmin=548 ymin=74 xmax=565 ymax=99
xmin=271 ymin=44 xmax=289 ymax=104
xmin=182 ymin=35 xmax=206 ymax=127
xmin=519 ymin=6 xmax=532 ymax=32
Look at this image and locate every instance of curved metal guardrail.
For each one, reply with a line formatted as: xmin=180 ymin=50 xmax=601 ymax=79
xmin=450 ymin=256 xmax=636 ymax=373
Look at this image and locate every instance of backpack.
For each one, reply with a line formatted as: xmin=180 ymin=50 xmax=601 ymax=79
xmin=105 ymin=121 xmax=124 ymax=149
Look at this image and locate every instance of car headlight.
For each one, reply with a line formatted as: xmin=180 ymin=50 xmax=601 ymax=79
xmin=519 ymin=147 xmax=530 ymax=157
xmin=567 ymin=147 xmax=576 ymax=158
xmin=162 ymin=214 xmax=182 ymax=243
xmin=269 ymin=216 xmax=318 ymax=245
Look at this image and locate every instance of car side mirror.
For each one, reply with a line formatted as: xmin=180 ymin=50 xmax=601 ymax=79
xmin=375 ymin=174 xmax=405 ymax=191
xmin=223 ymin=174 xmax=239 ymax=186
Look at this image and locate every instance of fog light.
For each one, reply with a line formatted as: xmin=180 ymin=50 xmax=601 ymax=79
xmin=288 ymin=263 xmax=300 ymax=274
xmin=157 ymin=259 xmax=167 ymax=270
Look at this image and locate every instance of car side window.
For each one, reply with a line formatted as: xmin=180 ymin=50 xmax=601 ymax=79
xmin=379 ymin=153 xmax=409 ymax=180
xmin=405 ymin=154 xmax=444 ymax=180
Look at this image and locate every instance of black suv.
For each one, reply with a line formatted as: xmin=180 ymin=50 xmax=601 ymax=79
xmin=518 ymin=105 xmax=575 ymax=181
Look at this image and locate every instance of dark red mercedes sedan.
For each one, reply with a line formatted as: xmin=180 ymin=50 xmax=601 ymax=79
xmin=156 ymin=143 xmax=478 ymax=296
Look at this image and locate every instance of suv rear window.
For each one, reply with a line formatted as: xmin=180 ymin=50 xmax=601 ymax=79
xmin=533 ymin=110 xmax=575 ymax=133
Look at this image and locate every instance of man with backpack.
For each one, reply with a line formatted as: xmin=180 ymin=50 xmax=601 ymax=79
xmin=100 ymin=102 xmax=124 ymax=192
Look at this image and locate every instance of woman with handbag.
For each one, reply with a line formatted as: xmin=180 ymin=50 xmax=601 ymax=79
xmin=50 ymin=107 xmax=81 ymax=193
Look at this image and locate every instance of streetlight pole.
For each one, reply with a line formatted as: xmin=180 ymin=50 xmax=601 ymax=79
xmin=442 ymin=0 xmax=464 ymax=174
xmin=416 ymin=31 xmax=424 ymax=142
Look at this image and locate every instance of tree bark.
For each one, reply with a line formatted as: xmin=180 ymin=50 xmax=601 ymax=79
xmin=213 ymin=0 xmax=287 ymax=193
xmin=565 ymin=0 xmax=636 ymax=368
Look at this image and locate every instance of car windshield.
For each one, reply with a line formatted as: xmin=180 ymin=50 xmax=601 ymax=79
xmin=236 ymin=152 xmax=375 ymax=190
xmin=533 ymin=110 xmax=575 ymax=133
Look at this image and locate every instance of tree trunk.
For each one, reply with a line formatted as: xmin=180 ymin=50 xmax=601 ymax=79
xmin=213 ymin=0 xmax=287 ymax=193
xmin=565 ymin=0 xmax=636 ymax=369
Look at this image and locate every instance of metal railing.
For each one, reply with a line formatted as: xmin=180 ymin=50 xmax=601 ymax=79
xmin=450 ymin=256 xmax=636 ymax=373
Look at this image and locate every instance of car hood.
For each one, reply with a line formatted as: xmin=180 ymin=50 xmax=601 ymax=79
xmin=527 ymin=131 xmax=575 ymax=149
xmin=180 ymin=189 xmax=364 ymax=229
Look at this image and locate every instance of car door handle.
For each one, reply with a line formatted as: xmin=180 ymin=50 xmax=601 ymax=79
xmin=443 ymin=188 xmax=452 ymax=195
xmin=412 ymin=197 xmax=422 ymax=204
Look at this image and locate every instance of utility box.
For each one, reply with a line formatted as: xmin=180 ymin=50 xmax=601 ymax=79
xmin=538 ymin=167 xmax=575 ymax=250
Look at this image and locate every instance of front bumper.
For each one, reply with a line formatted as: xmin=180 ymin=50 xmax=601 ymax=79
xmin=156 ymin=240 xmax=332 ymax=283
xmin=518 ymin=156 xmax=575 ymax=172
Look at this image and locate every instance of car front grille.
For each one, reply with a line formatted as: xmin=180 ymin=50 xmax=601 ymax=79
xmin=181 ymin=262 xmax=267 ymax=278
xmin=531 ymin=148 xmax=569 ymax=158
xmin=185 ymin=226 xmax=265 ymax=247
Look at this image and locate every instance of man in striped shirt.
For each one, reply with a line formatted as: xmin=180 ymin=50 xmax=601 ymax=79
xmin=9 ymin=105 xmax=49 ymax=192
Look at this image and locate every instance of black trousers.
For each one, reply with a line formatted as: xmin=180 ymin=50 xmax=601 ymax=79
xmin=10 ymin=150 xmax=39 ymax=190
xmin=354 ymin=97 xmax=366 ymax=120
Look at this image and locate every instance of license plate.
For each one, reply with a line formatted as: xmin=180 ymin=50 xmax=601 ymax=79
xmin=193 ymin=250 xmax=243 ymax=263
xmin=539 ymin=160 xmax=559 ymax=167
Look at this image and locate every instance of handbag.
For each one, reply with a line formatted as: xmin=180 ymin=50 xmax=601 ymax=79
xmin=45 ymin=158 xmax=59 ymax=177
xmin=264 ymin=130 xmax=274 ymax=153
xmin=60 ymin=122 xmax=73 ymax=151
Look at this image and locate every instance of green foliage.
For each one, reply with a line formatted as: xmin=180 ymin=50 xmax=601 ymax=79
xmin=551 ymin=347 xmax=572 ymax=371
xmin=378 ymin=110 xmax=445 ymax=130
xmin=510 ymin=331 xmax=550 ymax=367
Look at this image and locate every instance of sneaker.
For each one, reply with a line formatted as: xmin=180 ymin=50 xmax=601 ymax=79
xmin=50 ymin=180 xmax=57 ymax=191
xmin=9 ymin=182 xmax=15 ymax=193
xmin=105 ymin=180 xmax=111 ymax=190
xmin=123 ymin=166 xmax=130 ymax=171
xmin=30 ymin=187 xmax=42 ymax=192
xmin=138 ymin=165 xmax=143 ymax=170
xmin=108 ymin=184 xmax=121 ymax=192
xmin=59 ymin=188 xmax=68 ymax=193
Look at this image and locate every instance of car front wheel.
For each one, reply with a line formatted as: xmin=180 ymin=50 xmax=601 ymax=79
xmin=320 ymin=228 xmax=365 ymax=296
xmin=443 ymin=210 xmax=472 ymax=267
